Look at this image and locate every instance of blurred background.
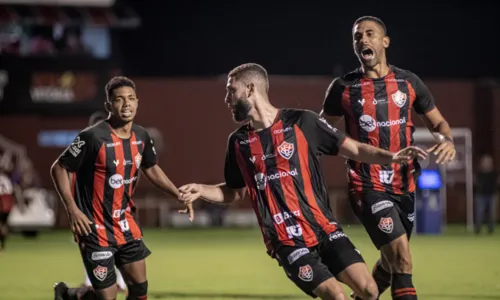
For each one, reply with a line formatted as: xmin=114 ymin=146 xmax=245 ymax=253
xmin=0 ymin=1 xmax=499 ymax=299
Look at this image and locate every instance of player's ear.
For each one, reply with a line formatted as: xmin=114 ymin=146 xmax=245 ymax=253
xmin=247 ymin=83 xmax=255 ymax=98
xmin=104 ymin=101 xmax=111 ymax=113
xmin=383 ymin=35 xmax=390 ymax=48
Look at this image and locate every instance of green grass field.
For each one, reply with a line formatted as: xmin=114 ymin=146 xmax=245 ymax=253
xmin=1 ymin=225 xmax=499 ymax=300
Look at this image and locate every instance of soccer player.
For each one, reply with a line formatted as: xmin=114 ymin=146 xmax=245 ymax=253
xmin=320 ymin=16 xmax=456 ymax=300
xmin=80 ymin=111 xmax=127 ymax=293
xmin=51 ymin=76 xmax=193 ymax=300
xmin=179 ymin=63 xmax=427 ymax=300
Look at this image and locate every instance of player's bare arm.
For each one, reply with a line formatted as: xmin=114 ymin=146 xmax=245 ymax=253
xmin=179 ymin=183 xmax=246 ymax=205
xmin=50 ymin=161 xmax=93 ymax=236
xmin=141 ymin=164 xmax=194 ymax=221
xmin=339 ymin=137 xmax=428 ymax=165
xmin=420 ymin=107 xmax=455 ymax=164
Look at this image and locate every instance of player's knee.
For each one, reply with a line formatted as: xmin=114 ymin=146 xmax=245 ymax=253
xmin=126 ymin=281 xmax=147 ymax=300
xmin=356 ymin=280 xmax=379 ymax=300
xmin=314 ymin=279 xmax=345 ymax=300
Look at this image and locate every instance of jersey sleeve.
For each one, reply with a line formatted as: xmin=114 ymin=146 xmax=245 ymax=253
xmin=141 ymin=131 xmax=158 ymax=169
xmin=58 ymin=130 xmax=96 ymax=172
xmin=299 ymin=111 xmax=346 ymax=156
xmin=322 ymin=77 xmax=344 ymax=116
xmin=224 ymin=135 xmax=246 ymax=189
xmin=408 ymin=73 xmax=436 ymax=114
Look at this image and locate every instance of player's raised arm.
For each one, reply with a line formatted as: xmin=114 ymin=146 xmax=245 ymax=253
xmin=139 ymin=134 xmax=194 ymax=221
xmin=50 ymin=131 xmax=94 ymax=236
xmin=409 ymin=72 xmax=455 ymax=164
xmin=319 ymin=77 xmax=344 ymax=126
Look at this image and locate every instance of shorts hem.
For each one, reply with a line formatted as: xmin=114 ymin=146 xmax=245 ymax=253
xmin=375 ymin=231 xmax=407 ymax=250
xmin=115 ymin=250 xmax=151 ymax=268
xmin=333 ymin=258 xmax=366 ymax=278
xmin=307 ymin=275 xmax=334 ymax=298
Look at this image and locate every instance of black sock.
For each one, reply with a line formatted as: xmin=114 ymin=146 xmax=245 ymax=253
xmin=67 ymin=287 xmax=99 ymax=300
xmin=391 ymin=273 xmax=417 ymax=299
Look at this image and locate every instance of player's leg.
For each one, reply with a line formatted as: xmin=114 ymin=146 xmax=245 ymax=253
xmin=275 ymin=246 xmax=346 ymax=300
xmin=55 ymin=243 xmax=118 ymax=300
xmin=320 ymin=231 xmax=378 ymax=300
xmin=348 ymin=191 xmax=392 ymax=298
xmin=115 ymin=240 xmax=151 ymax=300
xmin=379 ymin=193 xmax=417 ymax=300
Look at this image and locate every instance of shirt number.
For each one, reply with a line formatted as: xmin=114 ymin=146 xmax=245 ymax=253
xmin=379 ymin=170 xmax=395 ymax=184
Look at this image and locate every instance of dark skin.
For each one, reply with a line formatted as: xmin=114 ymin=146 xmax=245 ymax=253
xmin=321 ymin=20 xmax=456 ymax=164
xmin=51 ymin=86 xmax=193 ymax=300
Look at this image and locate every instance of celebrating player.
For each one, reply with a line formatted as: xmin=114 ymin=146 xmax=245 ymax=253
xmin=51 ymin=76 xmax=193 ymax=300
xmin=179 ymin=63 xmax=427 ymax=300
xmin=320 ymin=16 xmax=455 ymax=300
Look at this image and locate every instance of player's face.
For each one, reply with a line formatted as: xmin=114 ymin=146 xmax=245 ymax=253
xmin=107 ymin=86 xmax=138 ymax=123
xmin=225 ymin=76 xmax=252 ymax=123
xmin=353 ymin=21 xmax=390 ymax=68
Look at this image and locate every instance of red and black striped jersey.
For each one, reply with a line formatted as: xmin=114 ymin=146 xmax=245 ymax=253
xmin=322 ymin=65 xmax=435 ymax=195
xmin=224 ymin=109 xmax=345 ymax=253
xmin=58 ymin=120 xmax=157 ymax=247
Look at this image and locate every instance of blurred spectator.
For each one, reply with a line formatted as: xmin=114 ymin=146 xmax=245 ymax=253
xmin=474 ymin=154 xmax=499 ymax=234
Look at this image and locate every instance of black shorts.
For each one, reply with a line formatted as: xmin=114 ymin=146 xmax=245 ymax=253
xmin=349 ymin=190 xmax=415 ymax=250
xmin=275 ymin=231 xmax=365 ymax=298
xmin=79 ymin=239 xmax=151 ymax=290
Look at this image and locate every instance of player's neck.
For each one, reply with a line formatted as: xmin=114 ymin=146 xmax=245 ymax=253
xmin=361 ymin=62 xmax=390 ymax=79
xmin=107 ymin=118 xmax=133 ymax=139
xmin=249 ymin=100 xmax=279 ymax=131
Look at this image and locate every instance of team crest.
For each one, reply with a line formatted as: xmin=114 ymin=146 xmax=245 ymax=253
xmin=277 ymin=141 xmax=294 ymax=160
xmin=134 ymin=153 xmax=142 ymax=169
xmin=378 ymin=217 xmax=394 ymax=233
xmin=93 ymin=265 xmax=108 ymax=282
xmin=298 ymin=265 xmax=313 ymax=282
xmin=391 ymin=90 xmax=407 ymax=108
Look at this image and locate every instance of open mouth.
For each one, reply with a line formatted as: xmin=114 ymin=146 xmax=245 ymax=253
xmin=361 ymin=48 xmax=374 ymax=60
xmin=122 ymin=111 xmax=132 ymax=117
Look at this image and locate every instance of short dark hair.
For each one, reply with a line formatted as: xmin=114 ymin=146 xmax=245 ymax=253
xmin=105 ymin=76 xmax=136 ymax=101
xmin=353 ymin=16 xmax=387 ymax=35
xmin=228 ymin=63 xmax=269 ymax=92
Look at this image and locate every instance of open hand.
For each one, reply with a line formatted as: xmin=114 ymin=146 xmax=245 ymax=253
xmin=68 ymin=207 xmax=93 ymax=236
xmin=392 ymin=146 xmax=428 ymax=163
xmin=428 ymin=141 xmax=456 ymax=164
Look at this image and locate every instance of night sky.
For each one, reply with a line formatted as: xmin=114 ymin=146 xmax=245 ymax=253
xmin=116 ymin=0 xmax=499 ymax=79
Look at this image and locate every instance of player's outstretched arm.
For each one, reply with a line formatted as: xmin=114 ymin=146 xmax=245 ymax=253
xmin=179 ymin=183 xmax=246 ymax=205
xmin=50 ymin=161 xmax=93 ymax=236
xmin=339 ymin=137 xmax=428 ymax=165
xmin=142 ymin=165 xmax=194 ymax=221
